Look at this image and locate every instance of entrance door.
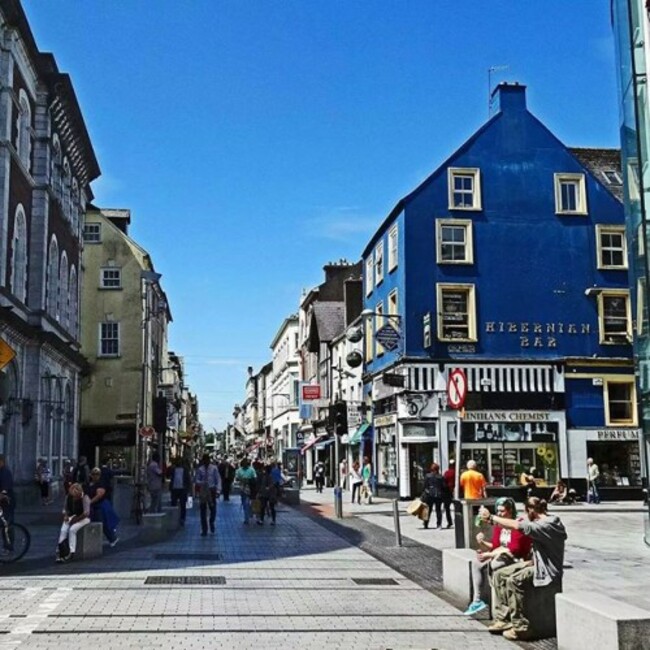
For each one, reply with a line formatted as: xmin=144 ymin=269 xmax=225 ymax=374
xmin=408 ymin=443 xmax=436 ymax=498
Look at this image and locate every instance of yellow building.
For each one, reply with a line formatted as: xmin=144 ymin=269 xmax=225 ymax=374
xmin=79 ymin=208 xmax=171 ymax=475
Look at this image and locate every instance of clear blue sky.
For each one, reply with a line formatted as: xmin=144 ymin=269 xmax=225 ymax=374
xmin=22 ymin=1 xmax=619 ymax=431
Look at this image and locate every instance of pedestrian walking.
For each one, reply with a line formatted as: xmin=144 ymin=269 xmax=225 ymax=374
xmin=194 ymin=454 xmax=221 ymax=536
xmin=339 ymin=458 xmax=348 ymax=490
xmin=314 ymin=460 xmax=325 ymax=493
xmin=480 ymin=497 xmax=567 ymax=641
xmin=464 ymin=497 xmax=531 ymax=615
xmin=146 ymin=452 xmax=163 ymax=513
xmin=35 ymin=458 xmax=52 ymax=505
xmin=168 ymin=456 xmax=192 ymax=526
xmin=586 ymin=457 xmax=600 ymax=504
xmin=361 ymin=456 xmax=373 ymax=504
xmin=0 ymin=455 xmax=15 ymax=525
xmin=235 ymin=458 xmax=257 ymax=525
xmin=257 ymin=464 xmax=279 ymax=526
xmin=421 ymin=463 xmax=447 ymax=529
xmin=459 ymin=459 xmax=487 ymax=500
xmin=87 ymin=467 xmax=119 ymax=546
xmin=218 ymin=457 xmax=235 ymax=501
xmin=349 ymin=460 xmax=363 ymax=504
xmin=442 ymin=460 xmax=454 ymax=527
xmin=55 ymin=483 xmax=91 ymax=563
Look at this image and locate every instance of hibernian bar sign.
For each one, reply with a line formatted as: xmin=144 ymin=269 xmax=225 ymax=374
xmin=484 ymin=321 xmax=591 ymax=349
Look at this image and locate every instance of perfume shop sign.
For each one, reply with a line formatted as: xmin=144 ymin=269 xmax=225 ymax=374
xmin=484 ymin=321 xmax=591 ymax=348
xmin=597 ymin=429 xmax=639 ymax=441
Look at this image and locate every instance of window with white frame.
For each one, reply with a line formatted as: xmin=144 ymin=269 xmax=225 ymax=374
xmin=101 ymin=268 xmax=122 ymax=289
xmin=375 ymin=241 xmax=385 ymax=285
xmin=637 ymin=277 xmax=648 ymax=337
xmin=448 ymin=168 xmax=481 ymax=210
xmin=364 ymin=313 xmax=373 ymax=361
xmin=596 ymin=225 xmax=627 ymax=269
xmin=99 ymin=322 xmax=120 ymax=356
xmin=388 ymin=289 xmax=398 ymax=320
xmin=16 ymin=89 xmax=31 ymax=171
xmin=59 ymin=252 xmax=69 ymax=327
xmin=437 ymin=283 xmax=477 ymax=342
xmin=437 ymin=219 xmax=473 ymax=263
xmin=47 ymin=237 xmax=59 ymax=317
xmin=637 ymin=223 xmax=645 ymax=258
xmin=365 ymin=254 xmax=374 ymax=296
xmin=10 ymin=205 xmax=27 ymax=303
xmin=604 ymin=379 xmax=636 ymax=426
xmin=554 ymin=173 xmax=587 ymax=215
xmin=388 ymin=225 xmax=398 ymax=271
xmin=597 ymin=290 xmax=631 ymax=344
xmin=375 ymin=302 xmax=385 ymax=355
xmin=83 ymin=222 xmax=101 ymax=243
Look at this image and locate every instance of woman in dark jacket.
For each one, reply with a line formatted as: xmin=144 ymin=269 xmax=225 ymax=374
xmin=421 ymin=462 xmax=446 ymax=529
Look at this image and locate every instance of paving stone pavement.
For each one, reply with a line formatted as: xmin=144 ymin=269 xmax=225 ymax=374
xmin=0 ymin=496 xmax=520 ymax=650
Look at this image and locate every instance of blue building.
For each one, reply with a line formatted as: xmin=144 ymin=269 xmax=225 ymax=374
xmin=359 ymin=83 xmax=641 ymax=499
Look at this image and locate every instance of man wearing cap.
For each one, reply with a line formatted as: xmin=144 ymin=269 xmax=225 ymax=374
xmin=194 ymin=454 xmax=221 ymax=536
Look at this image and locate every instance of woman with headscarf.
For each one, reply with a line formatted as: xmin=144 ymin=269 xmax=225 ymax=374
xmin=463 ymin=497 xmax=532 ymax=616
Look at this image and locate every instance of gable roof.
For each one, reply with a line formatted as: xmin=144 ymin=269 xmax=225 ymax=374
xmin=311 ymin=302 xmax=345 ymax=343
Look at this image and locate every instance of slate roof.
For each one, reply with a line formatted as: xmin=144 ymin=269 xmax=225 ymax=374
xmin=569 ymin=147 xmax=624 ymax=202
xmin=312 ymin=302 xmax=345 ymax=342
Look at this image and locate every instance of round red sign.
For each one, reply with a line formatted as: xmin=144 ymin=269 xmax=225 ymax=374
xmin=447 ymin=369 xmax=467 ymax=410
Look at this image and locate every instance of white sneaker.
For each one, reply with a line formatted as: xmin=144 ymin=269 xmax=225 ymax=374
xmin=109 ymin=537 xmax=119 ymax=548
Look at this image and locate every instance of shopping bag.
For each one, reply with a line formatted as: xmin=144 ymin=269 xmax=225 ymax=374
xmin=407 ymin=498 xmax=424 ymax=516
xmin=417 ymin=504 xmax=430 ymax=521
xmin=251 ymin=498 xmax=262 ymax=515
xmin=186 ymin=496 xmax=194 ymax=510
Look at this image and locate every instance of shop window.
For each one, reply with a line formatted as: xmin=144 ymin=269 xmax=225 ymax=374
xmin=596 ymin=225 xmax=627 ymax=269
xmin=597 ymin=290 xmax=632 ymax=344
xmin=604 ymin=379 xmax=636 ymax=426
xmin=448 ymin=167 xmax=481 ymax=210
xmin=436 ymin=283 xmax=477 ymax=342
xmin=437 ymin=219 xmax=473 ymax=264
xmin=554 ymin=173 xmax=587 ymax=215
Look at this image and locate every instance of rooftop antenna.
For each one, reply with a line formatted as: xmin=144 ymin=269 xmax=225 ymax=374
xmin=488 ymin=65 xmax=509 ymax=114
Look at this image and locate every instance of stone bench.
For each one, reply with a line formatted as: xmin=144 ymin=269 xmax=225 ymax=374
xmin=442 ymin=548 xmax=558 ymax=639
xmin=556 ymin=592 xmax=650 ymax=650
xmin=281 ymin=488 xmax=300 ymax=505
xmin=161 ymin=506 xmax=181 ymax=531
xmin=76 ymin=522 xmax=103 ymax=560
xmin=141 ymin=512 xmax=170 ymax=542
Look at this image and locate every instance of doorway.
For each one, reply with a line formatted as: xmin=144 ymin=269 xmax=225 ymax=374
xmin=408 ymin=443 xmax=436 ymax=498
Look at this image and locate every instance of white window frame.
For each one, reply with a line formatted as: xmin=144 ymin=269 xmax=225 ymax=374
xmin=437 ymin=218 xmax=474 ymax=264
xmin=365 ymin=254 xmax=374 ymax=296
xmin=375 ymin=241 xmax=385 ymax=285
xmin=16 ymin=89 xmax=32 ymax=171
xmin=596 ymin=225 xmax=627 ymax=270
xmin=436 ymin=283 xmax=477 ymax=342
xmin=604 ymin=379 xmax=637 ymax=426
xmin=83 ymin=223 xmax=101 ymax=243
xmin=597 ymin=289 xmax=632 ymax=344
xmin=10 ymin=204 xmax=27 ymax=303
xmin=554 ymin=173 xmax=587 ymax=215
xmin=388 ymin=225 xmax=398 ymax=272
xmin=448 ymin=167 xmax=482 ymax=211
xmin=101 ymin=267 xmax=122 ymax=289
xmin=364 ymin=313 xmax=373 ymax=361
xmin=99 ymin=322 xmax=120 ymax=357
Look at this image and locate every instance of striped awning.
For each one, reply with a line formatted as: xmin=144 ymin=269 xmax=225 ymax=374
xmin=454 ymin=364 xmax=560 ymax=393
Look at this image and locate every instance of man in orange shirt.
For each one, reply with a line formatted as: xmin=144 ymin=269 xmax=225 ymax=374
xmin=459 ymin=459 xmax=487 ymax=499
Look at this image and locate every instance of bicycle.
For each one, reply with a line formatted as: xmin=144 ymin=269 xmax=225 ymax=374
xmin=0 ymin=498 xmax=30 ymax=564
xmin=131 ymin=482 xmax=146 ymax=524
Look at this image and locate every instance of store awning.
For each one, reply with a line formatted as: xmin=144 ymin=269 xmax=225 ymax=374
xmin=347 ymin=422 xmax=370 ymax=445
xmin=315 ymin=438 xmax=335 ymax=451
xmin=300 ymin=434 xmax=328 ymax=454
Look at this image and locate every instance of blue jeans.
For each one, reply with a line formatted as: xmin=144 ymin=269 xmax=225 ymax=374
xmin=241 ymin=494 xmax=252 ymax=523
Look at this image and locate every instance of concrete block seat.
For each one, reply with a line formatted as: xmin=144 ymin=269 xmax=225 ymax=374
xmin=556 ymin=592 xmax=650 ymax=650
xmin=76 ymin=522 xmax=103 ymax=560
xmin=141 ymin=512 xmax=170 ymax=541
xmin=281 ymin=488 xmax=300 ymax=505
xmin=161 ymin=506 xmax=181 ymax=530
xmin=442 ymin=548 xmax=559 ymax=639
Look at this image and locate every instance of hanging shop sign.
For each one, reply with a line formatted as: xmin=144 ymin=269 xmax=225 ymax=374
xmin=374 ymin=413 xmax=397 ymax=428
xmin=397 ymin=393 xmax=437 ymax=419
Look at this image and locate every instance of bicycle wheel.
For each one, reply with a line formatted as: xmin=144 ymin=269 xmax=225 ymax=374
xmin=0 ymin=523 xmax=31 ymax=563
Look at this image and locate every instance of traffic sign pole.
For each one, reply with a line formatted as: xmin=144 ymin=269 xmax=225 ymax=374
xmin=446 ymin=369 xmax=467 ymax=500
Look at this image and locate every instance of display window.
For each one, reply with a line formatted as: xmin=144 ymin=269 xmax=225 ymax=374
xmin=586 ymin=441 xmax=642 ymax=486
xmin=377 ymin=428 xmax=398 ymax=486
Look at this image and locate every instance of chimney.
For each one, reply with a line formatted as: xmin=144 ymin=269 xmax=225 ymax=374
xmin=490 ymin=82 xmax=527 ymax=117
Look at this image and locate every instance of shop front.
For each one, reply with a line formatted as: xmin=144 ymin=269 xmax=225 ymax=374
xmin=441 ymin=410 xmax=564 ymax=489
xmin=79 ymin=426 xmax=136 ymax=475
xmin=374 ymin=413 xmax=398 ymax=496
xmin=568 ymin=427 xmax=645 ymax=499
xmin=398 ymin=422 xmax=438 ymax=499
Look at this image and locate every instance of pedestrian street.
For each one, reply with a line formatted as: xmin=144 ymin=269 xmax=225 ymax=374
xmin=0 ymin=497 xmax=516 ymax=650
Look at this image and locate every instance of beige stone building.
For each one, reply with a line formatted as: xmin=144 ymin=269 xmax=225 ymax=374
xmin=79 ymin=207 xmax=171 ymax=475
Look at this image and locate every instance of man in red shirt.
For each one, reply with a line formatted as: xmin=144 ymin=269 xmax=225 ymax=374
xmin=441 ymin=460 xmax=455 ymax=528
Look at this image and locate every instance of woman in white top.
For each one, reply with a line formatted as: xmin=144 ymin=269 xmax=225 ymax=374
xmin=349 ymin=461 xmax=363 ymax=504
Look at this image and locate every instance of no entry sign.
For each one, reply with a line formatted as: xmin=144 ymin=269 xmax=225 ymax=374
xmin=447 ymin=369 xmax=467 ymax=410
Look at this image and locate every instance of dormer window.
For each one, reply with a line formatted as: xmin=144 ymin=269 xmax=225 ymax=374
xmin=448 ymin=168 xmax=482 ymax=211
xmin=602 ymin=170 xmax=622 ymax=185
